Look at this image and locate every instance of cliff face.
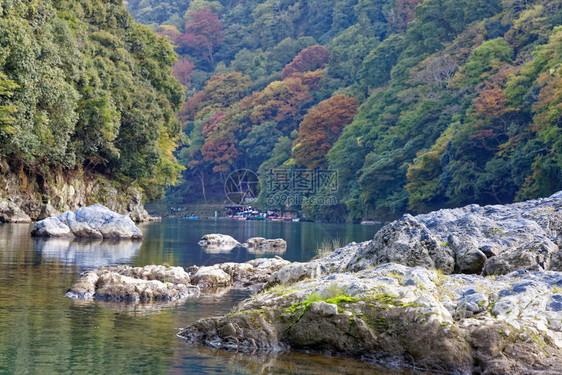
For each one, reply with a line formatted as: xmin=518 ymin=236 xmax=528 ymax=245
xmin=0 ymin=166 xmax=153 ymax=222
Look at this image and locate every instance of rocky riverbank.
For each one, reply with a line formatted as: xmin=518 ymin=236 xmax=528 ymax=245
xmin=180 ymin=263 xmax=561 ymax=374
xmin=67 ymin=192 xmax=562 ymax=374
xmin=177 ymin=193 xmax=562 ymax=374
xmin=0 ymin=168 xmax=156 ymax=222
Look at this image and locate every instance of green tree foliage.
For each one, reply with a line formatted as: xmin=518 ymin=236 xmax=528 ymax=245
xmin=0 ymin=0 xmax=184 ymax=199
xmin=126 ymin=0 xmax=562 ymax=219
xmin=0 ymin=72 xmax=18 ymax=136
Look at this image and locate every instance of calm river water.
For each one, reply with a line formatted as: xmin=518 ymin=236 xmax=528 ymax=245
xmin=0 ymin=218 xmax=417 ymax=374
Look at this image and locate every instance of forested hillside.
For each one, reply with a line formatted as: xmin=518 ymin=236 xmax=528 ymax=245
xmin=0 ymin=0 xmax=184 ymax=204
xmin=129 ymin=0 xmax=562 ymax=221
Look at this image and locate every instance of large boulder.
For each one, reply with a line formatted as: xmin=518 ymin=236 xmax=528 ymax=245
xmin=347 ymin=214 xmax=455 ymax=273
xmin=0 ymin=198 xmax=32 ymax=223
xmin=347 ymin=192 xmax=562 ymax=275
xmin=31 ymin=204 xmax=143 ymax=239
xmin=179 ymin=263 xmax=562 ymax=374
xmin=31 ymin=217 xmax=73 ymax=237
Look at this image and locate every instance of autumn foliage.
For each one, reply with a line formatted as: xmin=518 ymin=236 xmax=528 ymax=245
xmin=281 ymin=45 xmax=330 ymax=79
xmin=176 ymin=7 xmax=224 ymax=64
xmin=172 ymin=57 xmax=195 ymax=88
xmin=294 ymin=94 xmax=360 ymax=169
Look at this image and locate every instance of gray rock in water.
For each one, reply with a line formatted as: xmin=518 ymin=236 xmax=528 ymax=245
xmin=0 ymin=198 xmax=32 ymax=223
xmin=347 ymin=192 xmax=562 ymax=275
xmin=31 ymin=217 xmax=73 ymax=237
xmin=66 ymin=265 xmax=197 ymax=302
xmin=32 ymin=204 xmax=142 ymax=239
xmin=243 ymin=237 xmax=287 ymax=248
xmin=198 ymin=234 xmax=240 ymax=253
xmin=66 ymin=257 xmax=291 ymax=302
xmin=191 ymin=266 xmax=233 ymax=287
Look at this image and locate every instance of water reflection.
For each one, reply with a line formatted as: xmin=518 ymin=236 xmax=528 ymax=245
xmin=68 ymin=288 xmax=237 ymax=314
xmin=199 ymin=243 xmax=239 ymax=254
xmin=35 ymin=238 xmax=141 ymax=268
xmin=135 ymin=219 xmax=380 ymax=268
xmin=0 ymin=220 xmax=387 ymax=375
xmin=245 ymin=247 xmax=286 ymax=255
xmin=181 ymin=345 xmax=405 ymax=375
xmin=200 ymin=244 xmax=287 ymax=256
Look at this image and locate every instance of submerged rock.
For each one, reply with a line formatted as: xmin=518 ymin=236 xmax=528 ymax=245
xmin=179 ymin=263 xmax=562 ymax=374
xmin=347 ymin=192 xmax=562 ymax=275
xmin=31 ymin=204 xmax=143 ymax=239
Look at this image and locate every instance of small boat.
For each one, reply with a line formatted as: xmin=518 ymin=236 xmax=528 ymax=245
xmin=186 ymin=216 xmax=199 ymax=220
xmin=292 ymin=218 xmax=300 ymax=222
xmin=247 ymin=216 xmax=265 ymax=221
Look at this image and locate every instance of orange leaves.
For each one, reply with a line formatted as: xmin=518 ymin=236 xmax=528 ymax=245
xmin=250 ymin=75 xmax=316 ymax=131
xmin=293 ymin=94 xmax=360 ymax=169
xmin=473 ymin=84 xmax=510 ymax=118
xmin=202 ymin=111 xmax=225 ymax=137
xmin=532 ymin=73 xmax=562 ymax=132
xmin=281 ymin=45 xmax=330 ymax=79
xmin=472 ymin=69 xmax=516 ymax=122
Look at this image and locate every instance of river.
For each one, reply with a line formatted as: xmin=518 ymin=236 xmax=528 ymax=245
xmin=0 ymin=218 xmax=420 ymax=374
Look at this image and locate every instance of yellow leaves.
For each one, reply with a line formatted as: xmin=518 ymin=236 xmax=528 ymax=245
xmin=532 ymin=74 xmax=562 ymax=133
xmin=154 ymin=131 xmax=185 ymax=187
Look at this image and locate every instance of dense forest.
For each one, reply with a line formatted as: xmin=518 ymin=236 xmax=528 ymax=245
xmin=0 ymin=0 xmax=184 ymax=200
xmin=125 ymin=0 xmax=562 ymax=221
xmin=3 ymin=0 xmax=561 ymax=222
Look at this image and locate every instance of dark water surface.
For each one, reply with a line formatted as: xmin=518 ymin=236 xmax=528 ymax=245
xmin=0 ymin=219 xmax=416 ymax=374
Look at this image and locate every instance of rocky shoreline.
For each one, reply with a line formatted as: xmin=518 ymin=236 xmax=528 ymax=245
xmin=66 ymin=193 xmax=562 ymax=374
xmin=0 ymin=169 xmax=157 ymax=223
